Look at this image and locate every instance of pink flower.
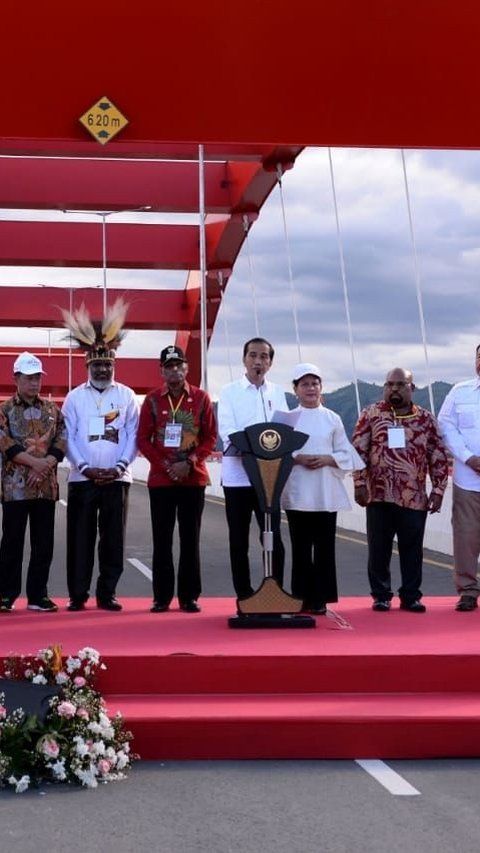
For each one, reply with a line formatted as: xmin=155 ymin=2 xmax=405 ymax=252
xmin=97 ymin=759 xmax=111 ymax=776
xmin=41 ymin=738 xmax=60 ymax=759
xmin=73 ymin=676 xmax=86 ymax=688
xmin=76 ymin=707 xmax=89 ymax=720
xmin=0 ymin=706 xmax=6 ymax=719
xmin=57 ymin=701 xmax=76 ymax=718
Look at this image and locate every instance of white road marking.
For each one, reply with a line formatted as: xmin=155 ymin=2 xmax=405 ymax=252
xmin=355 ymin=759 xmax=420 ymax=795
xmin=59 ymin=499 xmax=67 ymax=507
xmin=127 ymin=557 xmax=152 ymax=580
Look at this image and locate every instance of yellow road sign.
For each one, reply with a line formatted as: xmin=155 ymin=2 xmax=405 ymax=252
xmin=79 ymin=97 xmax=129 ymax=145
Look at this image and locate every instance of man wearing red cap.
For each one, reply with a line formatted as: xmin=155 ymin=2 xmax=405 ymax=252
xmin=137 ymin=346 xmax=217 ymax=613
xmin=0 ymin=352 xmax=66 ymax=613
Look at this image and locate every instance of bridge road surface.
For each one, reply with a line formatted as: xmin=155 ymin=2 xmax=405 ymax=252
xmin=2 ymin=471 xmax=478 ymax=853
xmin=42 ymin=470 xmax=455 ymax=601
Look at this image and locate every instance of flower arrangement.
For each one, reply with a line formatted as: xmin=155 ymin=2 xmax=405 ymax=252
xmin=0 ymin=645 xmax=136 ymax=792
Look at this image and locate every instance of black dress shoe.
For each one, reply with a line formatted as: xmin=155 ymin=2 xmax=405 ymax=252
xmin=67 ymin=600 xmax=85 ymax=612
xmin=150 ymin=602 xmax=170 ymax=613
xmin=303 ymin=603 xmax=327 ymax=615
xmin=400 ymin=599 xmax=426 ymax=613
xmin=179 ymin=600 xmax=201 ymax=613
xmin=455 ymin=595 xmax=478 ymax=612
xmin=372 ymin=599 xmax=391 ymax=611
xmin=96 ymin=597 xmax=122 ymax=612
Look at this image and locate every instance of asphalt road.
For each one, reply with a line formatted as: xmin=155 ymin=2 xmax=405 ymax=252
xmin=43 ymin=470 xmax=456 ymax=604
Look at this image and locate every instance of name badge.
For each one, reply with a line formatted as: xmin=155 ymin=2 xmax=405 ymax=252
xmin=89 ymin=416 xmax=105 ymax=436
xmin=164 ymin=423 xmax=182 ymax=448
xmin=388 ymin=427 xmax=406 ymax=449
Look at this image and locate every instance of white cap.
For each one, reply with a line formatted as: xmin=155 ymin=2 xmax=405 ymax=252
xmin=292 ymin=362 xmax=321 ymax=381
xmin=13 ymin=352 xmax=46 ymax=376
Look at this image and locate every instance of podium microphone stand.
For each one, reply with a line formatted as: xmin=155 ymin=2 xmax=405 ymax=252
xmin=227 ymin=421 xmax=316 ymax=629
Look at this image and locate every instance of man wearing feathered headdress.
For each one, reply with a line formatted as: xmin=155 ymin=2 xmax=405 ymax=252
xmin=61 ymin=298 xmax=139 ymax=612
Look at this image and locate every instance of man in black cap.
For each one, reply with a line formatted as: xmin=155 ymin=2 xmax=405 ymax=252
xmin=137 ymin=346 xmax=217 ymax=613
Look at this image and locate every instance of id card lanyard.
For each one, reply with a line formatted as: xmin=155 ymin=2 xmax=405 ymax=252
xmin=88 ymin=386 xmax=109 ymax=437
xmin=164 ymin=393 xmax=185 ymax=448
xmin=388 ymin=405 xmax=417 ymax=449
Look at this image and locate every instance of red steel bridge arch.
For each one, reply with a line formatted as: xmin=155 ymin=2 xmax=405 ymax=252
xmin=0 ymin=0 xmax=477 ymax=397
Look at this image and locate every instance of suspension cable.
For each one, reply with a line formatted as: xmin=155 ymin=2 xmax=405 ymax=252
xmin=328 ymin=149 xmax=361 ymax=416
xmin=242 ymin=214 xmax=260 ymax=337
xmin=276 ymin=164 xmax=302 ymax=362
xmin=217 ymin=271 xmax=234 ymax=383
xmin=401 ymin=149 xmax=435 ymax=414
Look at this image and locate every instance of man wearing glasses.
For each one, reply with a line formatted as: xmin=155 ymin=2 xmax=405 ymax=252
xmin=352 ymin=367 xmax=448 ymax=612
xmin=218 ymin=337 xmax=289 ymax=600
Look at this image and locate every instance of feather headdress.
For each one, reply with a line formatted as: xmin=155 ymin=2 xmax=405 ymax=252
xmin=61 ymin=297 xmax=129 ymax=364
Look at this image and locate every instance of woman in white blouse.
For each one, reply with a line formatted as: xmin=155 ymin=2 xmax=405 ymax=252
xmin=282 ymin=363 xmax=364 ymax=614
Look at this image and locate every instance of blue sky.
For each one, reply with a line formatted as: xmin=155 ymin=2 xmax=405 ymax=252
xmin=1 ymin=147 xmax=479 ymax=399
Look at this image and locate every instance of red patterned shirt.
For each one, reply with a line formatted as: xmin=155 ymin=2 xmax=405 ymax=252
xmin=352 ymin=401 xmax=448 ymax=510
xmin=137 ymin=381 xmax=217 ymax=487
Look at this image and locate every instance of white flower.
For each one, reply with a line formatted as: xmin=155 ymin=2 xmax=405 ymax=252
xmin=66 ymin=657 xmax=81 ymax=673
xmin=78 ymin=647 xmax=100 ymax=664
xmin=32 ymin=674 xmax=47 ymax=685
xmin=50 ymin=760 xmax=67 ymax=781
xmin=116 ymin=751 xmax=129 ymax=770
xmin=75 ymin=765 xmax=99 ymax=788
xmin=73 ymin=736 xmax=89 ymax=758
xmin=92 ymin=740 xmax=106 ymax=756
xmin=55 ymin=672 xmax=69 ymax=685
xmin=8 ymin=775 xmax=30 ymax=793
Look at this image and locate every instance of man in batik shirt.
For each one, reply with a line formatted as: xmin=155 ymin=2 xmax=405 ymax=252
xmin=0 ymin=352 xmax=66 ymax=612
xmin=352 ymin=367 xmax=448 ymax=613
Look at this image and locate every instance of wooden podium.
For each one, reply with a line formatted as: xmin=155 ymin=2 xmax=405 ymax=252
xmin=227 ymin=421 xmax=316 ymax=629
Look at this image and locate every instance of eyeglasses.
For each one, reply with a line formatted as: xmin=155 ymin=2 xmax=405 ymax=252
xmin=384 ymin=381 xmax=411 ymax=389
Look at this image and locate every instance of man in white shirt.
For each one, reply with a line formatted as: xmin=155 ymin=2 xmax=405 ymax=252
xmin=62 ymin=341 xmax=139 ymax=612
xmin=438 ymin=344 xmax=480 ymax=611
xmin=218 ymin=337 xmax=288 ymax=599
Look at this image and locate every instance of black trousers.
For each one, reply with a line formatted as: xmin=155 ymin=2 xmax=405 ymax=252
xmin=0 ymin=499 xmax=55 ymax=603
xmin=66 ymin=480 xmax=129 ymax=602
xmin=285 ymin=509 xmax=338 ymax=606
xmin=366 ymin=502 xmax=427 ymax=602
xmin=149 ymin=485 xmax=205 ymax=606
xmin=223 ymin=486 xmax=285 ymax=599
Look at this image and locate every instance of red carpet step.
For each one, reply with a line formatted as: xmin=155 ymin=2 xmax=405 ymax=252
xmin=1 ymin=596 xmax=480 ymax=759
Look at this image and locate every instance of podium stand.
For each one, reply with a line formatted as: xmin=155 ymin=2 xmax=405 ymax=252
xmin=227 ymin=421 xmax=316 ymax=629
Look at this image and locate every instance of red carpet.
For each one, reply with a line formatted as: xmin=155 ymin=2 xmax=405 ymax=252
xmin=1 ymin=596 xmax=480 ymax=759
